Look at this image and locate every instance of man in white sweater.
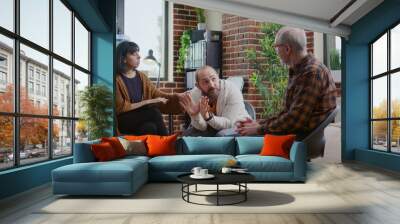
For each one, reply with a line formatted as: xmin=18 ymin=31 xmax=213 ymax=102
xmin=180 ymin=66 xmax=250 ymax=136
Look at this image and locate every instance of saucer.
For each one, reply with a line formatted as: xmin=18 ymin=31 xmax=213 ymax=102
xmin=190 ymin=174 xmax=215 ymax=179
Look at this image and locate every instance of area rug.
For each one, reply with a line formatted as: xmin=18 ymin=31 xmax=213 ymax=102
xmin=37 ymin=183 xmax=362 ymax=214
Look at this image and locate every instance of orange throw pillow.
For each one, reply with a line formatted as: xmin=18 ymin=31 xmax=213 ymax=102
xmin=91 ymin=142 xmax=117 ymax=161
xmin=146 ymin=134 xmax=178 ymax=157
xmin=124 ymin=135 xmax=149 ymax=142
xmin=101 ymin=137 xmax=126 ymax=158
xmin=259 ymin=134 xmax=296 ymax=159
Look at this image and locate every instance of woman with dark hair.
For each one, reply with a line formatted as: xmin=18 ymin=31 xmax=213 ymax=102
xmin=116 ymin=41 xmax=183 ymax=135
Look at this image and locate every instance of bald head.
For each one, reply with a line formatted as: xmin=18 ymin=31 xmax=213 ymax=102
xmin=275 ymin=26 xmax=307 ymax=54
xmin=195 ymin=66 xmax=218 ymax=83
xmin=195 ymin=65 xmax=220 ymax=102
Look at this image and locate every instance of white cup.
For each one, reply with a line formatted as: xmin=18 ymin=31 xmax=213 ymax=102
xmin=191 ymin=167 xmax=202 ymax=176
xmin=221 ymin=167 xmax=232 ymax=174
xmin=200 ymin=169 xmax=208 ymax=176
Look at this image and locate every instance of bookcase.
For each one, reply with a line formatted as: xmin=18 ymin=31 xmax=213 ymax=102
xmin=184 ymin=30 xmax=222 ymax=90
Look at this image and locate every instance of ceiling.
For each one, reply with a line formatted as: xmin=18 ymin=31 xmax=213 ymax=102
xmin=227 ymin=0 xmax=352 ymax=23
xmin=167 ymin=0 xmax=384 ymax=37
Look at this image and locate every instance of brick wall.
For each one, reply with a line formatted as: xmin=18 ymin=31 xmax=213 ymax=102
xmin=222 ymin=15 xmax=265 ymax=119
xmin=306 ymin=31 xmax=314 ymax=54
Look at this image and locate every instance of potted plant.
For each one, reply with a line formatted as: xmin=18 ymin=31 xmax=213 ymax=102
xmin=79 ymin=84 xmax=113 ymax=140
xmin=246 ymin=23 xmax=288 ymax=118
xmin=176 ymin=30 xmax=191 ymax=73
xmin=195 ymin=8 xmax=206 ymax=30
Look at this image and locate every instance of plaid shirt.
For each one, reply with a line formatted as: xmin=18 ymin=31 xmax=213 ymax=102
xmin=259 ymin=54 xmax=337 ymax=137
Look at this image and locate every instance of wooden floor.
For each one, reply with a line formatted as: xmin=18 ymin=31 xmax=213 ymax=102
xmin=1 ymin=160 xmax=400 ymax=224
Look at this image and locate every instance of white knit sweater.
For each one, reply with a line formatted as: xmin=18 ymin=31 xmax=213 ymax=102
xmin=189 ymin=80 xmax=250 ymax=131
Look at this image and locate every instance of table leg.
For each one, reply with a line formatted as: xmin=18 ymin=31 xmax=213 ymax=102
xmin=245 ymin=183 xmax=247 ymax=201
xmin=217 ymin=184 xmax=219 ymax=206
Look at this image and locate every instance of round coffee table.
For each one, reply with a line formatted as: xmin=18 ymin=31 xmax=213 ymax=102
xmin=177 ymin=172 xmax=255 ymax=206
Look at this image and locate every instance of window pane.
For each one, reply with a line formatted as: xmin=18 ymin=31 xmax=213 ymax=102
xmin=0 ymin=34 xmax=14 ymax=112
xmin=391 ymin=72 xmax=400 ymax=118
xmin=372 ymin=121 xmax=388 ymax=151
xmin=53 ymin=0 xmax=72 ymax=60
xmin=391 ymin=120 xmax=400 ymax=153
xmin=75 ymin=18 xmax=89 ymax=70
xmin=20 ymin=0 xmax=49 ymax=49
xmin=124 ymin=0 xmax=165 ymax=78
xmin=20 ymin=117 xmax=49 ymax=165
xmin=53 ymin=59 xmax=72 ymax=117
xmin=20 ymin=44 xmax=49 ymax=115
xmin=0 ymin=116 xmax=13 ymax=170
xmin=0 ymin=0 xmax=14 ymax=31
xmin=74 ymin=69 xmax=89 ymax=118
xmin=53 ymin=119 xmax=72 ymax=158
xmin=75 ymin=120 xmax=88 ymax=143
xmin=391 ymin=24 xmax=400 ymax=70
xmin=372 ymin=77 xmax=387 ymax=119
xmin=372 ymin=33 xmax=387 ymax=76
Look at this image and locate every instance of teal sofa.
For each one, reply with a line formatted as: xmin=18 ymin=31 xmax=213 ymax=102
xmin=52 ymin=137 xmax=306 ymax=196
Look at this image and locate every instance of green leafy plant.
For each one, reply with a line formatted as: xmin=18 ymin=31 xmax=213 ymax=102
xmin=79 ymin=84 xmax=113 ymax=140
xmin=176 ymin=30 xmax=191 ymax=73
xmin=329 ymin=48 xmax=341 ymax=70
xmin=195 ymin=8 xmax=206 ymax=23
xmin=245 ymin=23 xmax=288 ymax=118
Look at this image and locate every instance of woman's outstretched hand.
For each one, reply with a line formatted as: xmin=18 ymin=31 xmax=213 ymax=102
xmin=147 ymin=97 xmax=168 ymax=105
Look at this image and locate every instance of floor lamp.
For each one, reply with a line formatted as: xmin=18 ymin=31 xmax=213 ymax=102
xmin=143 ymin=49 xmax=161 ymax=87
xmin=143 ymin=49 xmax=174 ymax=134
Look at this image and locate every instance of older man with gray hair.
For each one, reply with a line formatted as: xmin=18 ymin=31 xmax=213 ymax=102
xmin=237 ymin=26 xmax=337 ymax=138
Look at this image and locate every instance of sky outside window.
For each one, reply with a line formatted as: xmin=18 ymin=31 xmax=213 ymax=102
xmin=124 ymin=0 xmax=165 ymax=78
xmin=372 ymin=33 xmax=387 ymax=76
xmin=53 ymin=0 xmax=72 ymax=60
xmin=0 ymin=0 xmax=14 ymax=31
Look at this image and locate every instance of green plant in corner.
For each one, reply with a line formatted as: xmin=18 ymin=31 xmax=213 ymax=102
xmin=245 ymin=23 xmax=288 ymax=118
xmin=195 ymin=8 xmax=206 ymax=23
xmin=176 ymin=30 xmax=191 ymax=73
xmin=79 ymin=84 xmax=113 ymax=140
xmin=329 ymin=48 xmax=341 ymax=70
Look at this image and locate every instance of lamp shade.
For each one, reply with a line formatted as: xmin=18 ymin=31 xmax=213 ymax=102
xmin=143 ymin=49 xmax=160 ymax=65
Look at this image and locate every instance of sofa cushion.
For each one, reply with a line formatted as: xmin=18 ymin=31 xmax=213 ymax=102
xmin=115 ymin=155 xmax=150 ymax=163
xmin=74 ymin=140 xmax=101 ymax=163
xmin=118 ymin=138 xmax=147 ymax=156
xmin=147 ymin=134 xmax=178 ymax=157
xmin=235 ymin=137 xmax=264 ymax=155
xmin=101 ymin=137 xmax=127 ymax=158
xmin=260 ymin=134 xmax=295 ymax=159
xmin=124 ymin=135 xmax=148 ymax=141
xmin=52 ymin=158 xmax=148 ymax=183
xmin=148 ymin=154 xmax=235 ymax=172
xmin=236 ymin=155 xmax=293 ymax=172
xmin=91 ymin=142 xmax=118 ymax=161
xmin=178 ymin=137 xmax=235 ymax=155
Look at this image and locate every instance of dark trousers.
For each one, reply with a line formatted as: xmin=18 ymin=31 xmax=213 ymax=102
xmin=117 ymin=106 xmax=168 ymax=136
